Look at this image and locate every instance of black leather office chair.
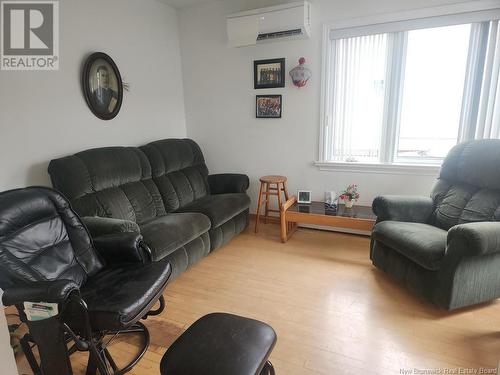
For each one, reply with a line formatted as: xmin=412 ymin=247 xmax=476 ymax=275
xmin=0 ymin=187 xmax=171 ymax=375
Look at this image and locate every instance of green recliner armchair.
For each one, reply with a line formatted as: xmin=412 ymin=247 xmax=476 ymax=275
xmin=371 ymin=139 xmax=500 ymax=310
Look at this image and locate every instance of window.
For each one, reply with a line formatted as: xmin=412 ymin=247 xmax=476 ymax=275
xmin=320 ymin=6 xmax=500 ymax=167
xmin=396 ymin=25 xmax=470 ymax=162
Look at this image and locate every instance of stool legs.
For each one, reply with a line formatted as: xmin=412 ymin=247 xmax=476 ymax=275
xmin=276 ymin=183 xmax=283 ymax=217
xmin=254 ymin=182 xmax=265 ymax=233
xmin=264 ymin=183 xmax=270 ymax=224
xmin=282 ymin=182 xmax=289 ymax=201
xmin=255 ymin=180 xmax=289 ymax=234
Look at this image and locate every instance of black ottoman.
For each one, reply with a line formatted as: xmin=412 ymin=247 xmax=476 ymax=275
xmin=160 ymin=313 xmax=277 ymax=375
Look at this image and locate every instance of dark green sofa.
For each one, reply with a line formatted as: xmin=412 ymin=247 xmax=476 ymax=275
xmin=48 ymin=139 xmax=250 ymax=280
xmin=371 ymin=139 xmax=500 ymax=310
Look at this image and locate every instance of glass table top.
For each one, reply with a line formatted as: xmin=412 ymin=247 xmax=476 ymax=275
xmin=288 ymin=201 xmax=376 ymax=220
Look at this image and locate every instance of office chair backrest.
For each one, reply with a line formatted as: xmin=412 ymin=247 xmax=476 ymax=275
xmin=0 ymin=187 xmax=104 ymax=290
xmin=431 ymin=139 xmax=500 ymax=230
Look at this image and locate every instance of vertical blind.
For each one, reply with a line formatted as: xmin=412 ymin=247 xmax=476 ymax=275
xmin=460 ymin=20 xmax=500 ymax=140
xmin=330 ymin=34 xmax=388 ymax=161
xmin=475 ymin=20 xmax=500 ymax=139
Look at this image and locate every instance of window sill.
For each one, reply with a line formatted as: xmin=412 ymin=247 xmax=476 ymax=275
xmin=313 ymin=161 xmax=441 ymax=176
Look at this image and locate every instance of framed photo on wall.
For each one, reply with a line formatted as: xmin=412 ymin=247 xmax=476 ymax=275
xmin=254 ymin=58 xmax=285 ymax=89
xmin=256 ymin=95 xmax=282 ymax=118
xmin=82 ymin=52 xmax=123 ymax=120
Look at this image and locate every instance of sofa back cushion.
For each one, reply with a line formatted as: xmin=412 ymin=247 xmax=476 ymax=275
xmin=140 ymin=139 xmax=209 ymax=212
xmin=48 ymin=147 xmax=166 ymax=224
xmin=431 ymin=140 xmax=500 ymax=230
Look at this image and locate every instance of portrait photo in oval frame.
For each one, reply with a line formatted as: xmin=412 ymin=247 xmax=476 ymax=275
xmin=82 ymin=52 xmax=123 ymax=120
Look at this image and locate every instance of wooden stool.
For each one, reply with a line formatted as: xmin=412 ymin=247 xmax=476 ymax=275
xmin=255 ymin=175 xmax=289 ymax=233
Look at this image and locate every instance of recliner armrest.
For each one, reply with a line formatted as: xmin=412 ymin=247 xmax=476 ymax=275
xmin=2 ymin=280 xmax=79 ymax=306
xmin=372 ymin=195 xmax=434 ymax=223
xmin=447 ymin=222 xmax=500 ymax=257
xmin=208 ymin=174 xmax=249 ymax=194
xmin=93 ymin=232 xmax=149 ymax=264
xmin=82 ymin=216 xmax=140 ymax=238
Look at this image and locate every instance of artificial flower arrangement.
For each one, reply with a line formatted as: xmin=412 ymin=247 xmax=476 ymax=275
xmin=340 ymin=184 xmax=360 ymax=208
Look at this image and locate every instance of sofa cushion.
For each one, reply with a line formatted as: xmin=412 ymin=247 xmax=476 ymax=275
xmin=208 ymin=209 xmax=249 ymax=251
xmin=177 ymin=193 xmax=250 ymax=228
xmin=140 ymin=139 xmax=209 ymax=212
xmin=372 ymin=221 xmax=447 ymax=271
xmin=48 ymin=147 xmax=166 ymax=224
xmin=431 ymin=179 xmax=500 ymax=230
xmin=438 ymin=139 xmax=500 ymax=190
xmin=431 ymin=140 xmax=500 ymax=230
xmin=139 ymin=213 xmax=211 ymax=261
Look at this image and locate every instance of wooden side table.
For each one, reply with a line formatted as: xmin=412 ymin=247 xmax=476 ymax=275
xmin=255 ymin=175 xmax=289 ymax=233
xmin=280 ymin=196 xmax=376 ymax=242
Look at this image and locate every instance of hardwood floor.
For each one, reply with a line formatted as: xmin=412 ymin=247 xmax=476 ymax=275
xmin=14 ymin=220 xmax=500 ymax=374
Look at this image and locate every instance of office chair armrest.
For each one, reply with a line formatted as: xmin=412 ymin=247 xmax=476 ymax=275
xmin=447 ymin=222 xmax=500 ymax=258
xmin=82 ymin=216 xmax=140 ymax=238
xmin=93 ymin=232 xmax=149 ymax=264
xmin=208 ymin=174 xmax=249 ymax=194
xmin=372 ymin=195 xmax=434 ymax=223
xmin=2 ymin=280 xmax=80 ymax=306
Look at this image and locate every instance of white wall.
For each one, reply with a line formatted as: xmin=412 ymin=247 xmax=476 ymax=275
xmin=0 ymin=0 xmax=186 ymax=191
xmin=178 ymin=0 xmax=469 ymax=210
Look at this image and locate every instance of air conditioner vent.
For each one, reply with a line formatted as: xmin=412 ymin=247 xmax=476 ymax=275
xmin=257 ymin=28 xmax=303 ymax=41
xmin=227 ymin=1 xmax=311 ymax=47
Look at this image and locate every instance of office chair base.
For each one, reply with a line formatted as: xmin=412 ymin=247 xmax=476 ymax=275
xmin=144 ymin=295 xmax=165 ymax=317
xmin=20 ymin=333 xmax=42 ymax=375
xmin=261 ymin=361 xmax=276 ymax=375
xmin=86 ymin=321 xmax=150 ymax=375
xmin=20 ymin=322 xmax=150 ymax=375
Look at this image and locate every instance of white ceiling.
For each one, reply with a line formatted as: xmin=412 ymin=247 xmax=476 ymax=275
xmin=159 ymin=0 xmax=218 ymax=9
xmin=160 ymin=0 xmax=286 ymax=10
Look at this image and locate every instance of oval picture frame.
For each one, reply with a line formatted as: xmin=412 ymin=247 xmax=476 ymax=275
xmin=82 ymin=52 xmax=123 ymax=120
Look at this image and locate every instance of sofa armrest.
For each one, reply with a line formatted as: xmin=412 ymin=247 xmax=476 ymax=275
xmin=82 ymin=216 xmax=140 ymax=237
xmin=93 ymin=233 xmax=149 ymax=264
xmin=2 ymin=280 xmax=79 ymax=306
xmin=372 ymin=195 xmax=434 ymax=223
xmin=447 ymin=222 xmax=500 ymax=257
xmin=208 ymin=173 xmax=249 ymax=194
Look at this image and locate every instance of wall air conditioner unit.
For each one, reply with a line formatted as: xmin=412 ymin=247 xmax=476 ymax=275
xmin=227 ymin=1 xmax=311 ymax=48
